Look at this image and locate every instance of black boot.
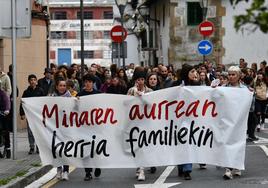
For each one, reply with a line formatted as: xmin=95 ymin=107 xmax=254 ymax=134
xmin=150 ymin=167 xmax=157 ymax=174
xmin=184 ymin=171 xmax=192 ymax=180
xmin=84 ymin=172 xmax=92 ymax=181
xmin=94 ymin=168 xmax=101 ymax=177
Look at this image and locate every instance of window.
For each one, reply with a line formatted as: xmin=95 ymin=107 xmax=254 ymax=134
xmin=112 ymin=42 xmax=127 ymax=58
xmin=103 ymin=31 xmax=110 ymax=39
xmin=52 ymin=11 xmax=67 ymax=20
xmin=187 ymin=2 xmax=203 ymax=26
xmin=103 ymin=50 xmax=112 ymax=59
xmin=50 ymin=31 xmax=67 ymax=39
xmin=76 ymin=51 xmax=94 ymax=59
xmin=84 ymin=31 xmax=93 ymax=39
xmin=50 ymin=51 xmax=56 ymax=59
xmin=103 ymin=11 xmax=113 ymax=19
xmin=76 ymin=31 xmax=93 ymax=39
xmin=77 ymin=11 xmax=93 ymax=19
xmin=76 ymin=31 xmax=80 ymax=39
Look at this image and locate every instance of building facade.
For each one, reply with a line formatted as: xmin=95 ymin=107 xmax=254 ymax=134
xmin=130 ymin=0 xmax=225 ymax=68
xmin=49 ymin=0 xmax=114 ymax=67
xmin=0 ymin=0 xmax=48 ymax=129
xmin=128 ymin=0 xmax=268 ymax=68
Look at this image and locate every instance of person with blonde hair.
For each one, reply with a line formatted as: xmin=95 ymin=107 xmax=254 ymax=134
xmin=223 ymin=66 xmax=246 ymax=180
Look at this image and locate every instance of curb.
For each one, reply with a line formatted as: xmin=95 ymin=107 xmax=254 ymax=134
xmin=2 ymin=165 xmax=52 ymax=188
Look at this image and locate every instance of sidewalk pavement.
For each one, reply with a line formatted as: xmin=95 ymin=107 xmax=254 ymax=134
xmin=0 ymin=130 xmax=52 ymax=188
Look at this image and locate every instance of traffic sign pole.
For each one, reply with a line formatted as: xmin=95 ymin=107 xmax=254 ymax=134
xmin=118 ymin=43 xmax=120 ymax=67
xmin=121 ymin=15 xmax=125 ymax=69
xmin=198 ymin=21 xmax=215 ymax=61
xmin=110 ymin=25 xmax=127 ymax=68
xmin=11 ymin=0 xmax=17 ymax=160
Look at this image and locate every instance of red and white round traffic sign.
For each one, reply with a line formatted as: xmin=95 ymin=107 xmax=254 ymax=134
xmin=110 ymin=25 xmax=127 ymax=43
xmin=199 ymin=21 xmax=214 ymax=37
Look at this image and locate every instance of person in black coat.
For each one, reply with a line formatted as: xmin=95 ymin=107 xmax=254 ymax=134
xmin=76 ymin=74 xmax=102 ymax=181
xmin=38 ymin=68 xmax=53 ymax=96
xmin=20 ymin=74 xmax=45 ymax=154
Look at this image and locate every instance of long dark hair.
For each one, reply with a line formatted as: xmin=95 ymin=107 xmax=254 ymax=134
xmin=256 ymin=71 xmax=266 ymax=86
xmin=117 ymin=68 xmax=129 ymax=84
xmin=180 ymin=64 xmax=200 ymax=86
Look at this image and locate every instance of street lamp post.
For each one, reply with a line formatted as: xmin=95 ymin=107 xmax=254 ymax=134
xmin=115 ymin=0 xmax=127 ymax=69
xmin=200 ymin=0 xmax=209 ymax=63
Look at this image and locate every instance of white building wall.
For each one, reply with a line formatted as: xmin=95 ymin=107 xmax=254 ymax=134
xmin=125 ymin=35 xmax=139 ymax=65
xmin=50 ymin=19 xmax=113 ymax=67
xmin=222 ymin=0 xmax=268 ymax=66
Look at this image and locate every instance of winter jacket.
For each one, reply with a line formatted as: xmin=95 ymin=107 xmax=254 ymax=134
xmin=0 ymin=89 xmax=10 ymax=112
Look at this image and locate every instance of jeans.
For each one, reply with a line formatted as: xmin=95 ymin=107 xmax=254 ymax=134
xmin=248 ymin=112 xmax=257 ymax=138
xmin=85 ymin=168 xmax=92 ymax=174
xmin=255 ymin=99 xmax=266 ymax=124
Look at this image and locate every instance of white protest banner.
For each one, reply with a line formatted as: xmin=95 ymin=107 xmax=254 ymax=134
xmin=22 ymin=86 xmax=252 ymax=170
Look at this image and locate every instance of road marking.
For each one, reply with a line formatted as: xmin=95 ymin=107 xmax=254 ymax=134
xmin=134 ymin=166 xmax=181 ymax=188
xmin=41 ymin=166 xmax=76 ymax=188
xmin=198 ymin=44 xmax=211 ymax=51
xmin=253 ymin=136 xmax=268 ymax=144
xmin=259 ymin=145 xmax=268 ymax=157
xmin=25 ymin=166 xmax=76 ymax=188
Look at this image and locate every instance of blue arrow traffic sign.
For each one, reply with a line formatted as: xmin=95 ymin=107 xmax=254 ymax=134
xmin=198 ymin=40 xmax=213 ymax=55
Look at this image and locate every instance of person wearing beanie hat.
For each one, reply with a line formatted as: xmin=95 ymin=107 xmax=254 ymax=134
xmin=128 ymin=71 xmax=152 ymax=97
xmin=132 ymin=71 xmax=147 ymax=82
xmin=127 ymin=71 xmax=153 ymax=181
xmin=38 ymin=68 xmax=53 ymax=96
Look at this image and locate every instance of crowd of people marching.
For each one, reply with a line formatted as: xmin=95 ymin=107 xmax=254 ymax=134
xmin=0 ymin=58 xmax=267 ymax=181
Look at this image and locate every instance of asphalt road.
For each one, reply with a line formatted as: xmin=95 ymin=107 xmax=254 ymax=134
xmin=42 ymin=129 xmax=268 ymax=188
